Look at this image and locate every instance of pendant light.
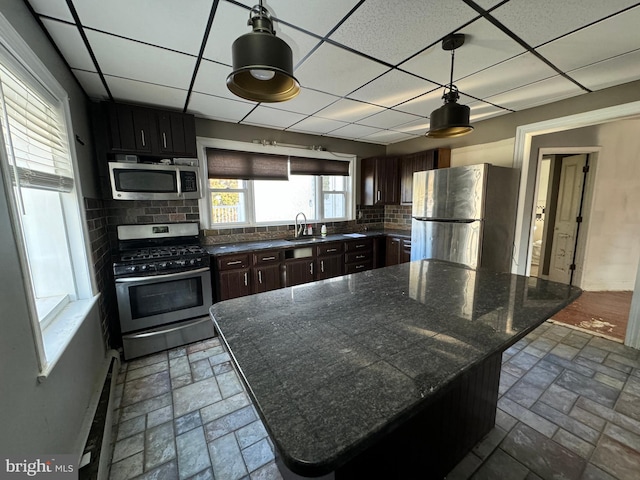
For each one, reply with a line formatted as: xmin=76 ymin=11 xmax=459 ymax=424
xmin=227 ymin=1 xmax=300 ymax=102
xmin=426 ymin=33 xmax=473 ymax=138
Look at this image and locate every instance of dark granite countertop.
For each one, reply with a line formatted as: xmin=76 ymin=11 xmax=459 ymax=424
xmin=210 ymin=260 xmax=581 ymax=476
xmin=203 ymin=229 xmax=410 ymax=256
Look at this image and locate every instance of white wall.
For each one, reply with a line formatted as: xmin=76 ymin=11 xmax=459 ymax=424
xmin=450 ymin=138 xmax=516 ymax=168
xmin=581 ymin=119 xmax=640 ymax=290
xmin=0 ymin=1 xmax=107 ymax=457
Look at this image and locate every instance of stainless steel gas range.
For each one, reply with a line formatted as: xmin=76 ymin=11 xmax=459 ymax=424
xmin=113 ymin=222 xmax=214 ymax=360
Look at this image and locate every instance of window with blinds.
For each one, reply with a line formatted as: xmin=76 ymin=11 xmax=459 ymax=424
xmin=0 ymin=47 xmax=92 ymax=333
xmin=0 ymin=63 xmax=74 ymax=192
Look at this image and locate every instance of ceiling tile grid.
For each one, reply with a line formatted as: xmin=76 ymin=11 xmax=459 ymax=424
xmin=22 ymin=0 xmax=640 ymax=145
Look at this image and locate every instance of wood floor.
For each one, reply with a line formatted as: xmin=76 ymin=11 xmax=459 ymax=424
xmin=551 ymin=291 xmax=633 ymax=342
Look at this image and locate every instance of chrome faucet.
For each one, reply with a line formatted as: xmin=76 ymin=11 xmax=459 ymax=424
xmin=294 ymin=212 xmax=307 ymax=238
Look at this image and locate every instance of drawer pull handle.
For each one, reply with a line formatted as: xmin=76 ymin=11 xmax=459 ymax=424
xmin=227 ymin=260 xmax=242 ymax=266
xmin=356 ymin=244 xmax=366 ymax=248
xmin=356 ymin=255 xmax=365 ymax=259
xmin=327 ymin=248 xmax=337 ymax=253
xmin=356 ymin=265 xmax=364 ymax=269
xmin=262 ymin=256 xmax=276 ymax=261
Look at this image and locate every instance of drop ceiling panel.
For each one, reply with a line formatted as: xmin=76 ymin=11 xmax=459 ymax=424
xmin=86 ymin=30 xmax=197 ymax=90
xmin=286 ymin=116 xmax=348 ymax=135
xmin=203 ymin=1 xmax=252 ymax=66
xmin=188 ymin=92 xmax=256 ymax=123
xmin=348 ymin=70 xmax=439 ymax=108
xmin=484 ymin=76 xmax=584 ymax=112
xmin=392 ymin=89 xmax=446 ymax=117
xmin=241 ymin=105 xmax=307 ymax=129
xmin=28 ymin=0 xmax=73 ymax=22
xmin=315 ymin=99 xmax=386 ymax=123
xmin=105 ymin=77 xmax=189 ymax=110
xmin=467 ymin=101 xmax=511 ymax=122
xmin=360 ymin=129 xmax=414 ymax=145
xmin=293 ymin=42 xmax=389 ymax=97
xmin=72 ymin=70 xmax=108 ymax=100
xmin=40 ymin=19 xmax=95 ymax=71
xmin=234 ymin=0 xmax=362 ymax=37
xmin=327 ymin=123 xmax=385 ymax=141
xmin=392 ymin=117 xmax=430 ymax=136
xmin=192 ymin=59 xmax=236 ymax=101
xmin=73 ymin=0 xmax=212 ymax=55
xmin=569 ymin=49 xmax=640 ymax=91
xmin=536 ymin=7 xmax=640 ymax=72
xmin=358 ymin=109 xmax=423 ymax=130
xmin=489 ymin=0 xmax=640 ymax=48
xmin=267 ymin=89 xmax=340 ymax=116
xmin=328 ymin=0 xmax=479 ymax=65
xmin=399 ymin=17 xmax=526 ymax=86
xmin=455 ymin=52 xmax=558 ymax=100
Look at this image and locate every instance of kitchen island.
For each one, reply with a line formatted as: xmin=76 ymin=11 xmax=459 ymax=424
xmin=209 ymin=260 xmax=581 ymax=479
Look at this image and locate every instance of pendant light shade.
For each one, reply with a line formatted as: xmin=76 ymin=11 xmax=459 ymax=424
xmin=227 ymin=4 xmax=300 ymax=103
xmin=426 ymin=34 xmax=473 ymax=138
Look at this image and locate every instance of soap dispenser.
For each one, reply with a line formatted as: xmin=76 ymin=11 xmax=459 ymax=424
xmin=321 ymin=224 xmax=327 ymax=237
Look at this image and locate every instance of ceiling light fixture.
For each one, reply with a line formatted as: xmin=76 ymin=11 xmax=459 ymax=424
xmin=426 ymin=33 xmax=473 ymax=138
xmin=227 ymin=1 xmax=300 ymax=102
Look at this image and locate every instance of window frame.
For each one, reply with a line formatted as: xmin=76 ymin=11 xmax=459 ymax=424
xmin=0 ymin=13 xmax=97 ymax=377
xmin=198 ymin=138 xmax=356 ymax=229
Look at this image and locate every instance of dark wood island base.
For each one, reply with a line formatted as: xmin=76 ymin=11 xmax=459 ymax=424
xmin=276 ymin=351 xmax=501 ymax=480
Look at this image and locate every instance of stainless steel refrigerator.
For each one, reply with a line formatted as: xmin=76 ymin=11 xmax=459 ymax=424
xmin=411 ymin=163 xmax=519 ymax=272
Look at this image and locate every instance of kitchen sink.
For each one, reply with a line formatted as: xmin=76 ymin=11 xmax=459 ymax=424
xmin=286 ymin=236 xmax=323 ymax=243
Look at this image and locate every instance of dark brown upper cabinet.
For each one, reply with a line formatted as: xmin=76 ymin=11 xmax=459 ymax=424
xmin=360 ymin=156 xmax=400 ymax=206
xmin=400 ymin=148 xmax=451 ymax=205
xmin=104 ymin=102 xmax=197 ymax=158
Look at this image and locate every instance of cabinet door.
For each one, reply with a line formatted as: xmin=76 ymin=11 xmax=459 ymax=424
xmin=401 ymin=150 xmax=435 ymax=204
xmin=360 ymin=157 xmax=376 ymax=206
xmin=401 ymin=238 xmax=412 ymax=263
xmin=107 ymin=103 xmax=153 ymax=154
xmin=156 ymin=112 xmax=197 ymax=157
xmin=253 ymin=263 xmax=282 ymax=293
xmin=285 ymin=259 xmax=315 ymax=287
xmin=218 ymin=268 xmax=251 ymax=300
xmin=386 ymin=236 xmax=401 ymax=266
xmin=378 ymin=156 xmax=400 ymax=204
xmin=317 ymin=254 xmax=343 ymax=280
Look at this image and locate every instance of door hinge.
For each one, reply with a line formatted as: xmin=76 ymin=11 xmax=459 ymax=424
xmin=583 ymin=165 xmax=590 ymax=173
xmin=569 ymin=264 xmax=576 ymax=271
xmin=576 ymin=216 xmax=583 ymax=223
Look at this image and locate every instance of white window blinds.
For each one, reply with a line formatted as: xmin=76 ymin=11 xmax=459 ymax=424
xmin=0 ymin=62 xmax=73 ymax=192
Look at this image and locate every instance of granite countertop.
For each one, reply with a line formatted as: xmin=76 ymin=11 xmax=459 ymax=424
xmin=203 ymin=229 xmax=410 ymax=256
xmin=210 ymin=260 xmax=581 ymax=476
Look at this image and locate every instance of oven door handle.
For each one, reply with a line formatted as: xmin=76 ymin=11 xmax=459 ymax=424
xmin=123 ymin=316 xmax=212 ymax=338
xmin=116 ymin=267 xmax=210 ymax=283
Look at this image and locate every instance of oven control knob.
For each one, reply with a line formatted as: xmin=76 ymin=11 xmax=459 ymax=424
xmin=189 ymin=259 xmax=196 ymax=265
xmin=159 ymin=262 xmax=168 ymax=269
xmin=130 ymin=265 xmax=139 ymax=273
xmin=140 ymin=265 xmax=148 ymax=271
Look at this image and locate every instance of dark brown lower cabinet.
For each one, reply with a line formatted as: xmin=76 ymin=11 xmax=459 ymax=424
xmin=253 ymin=264 xmax=282 ymax=294
xmin=285 ymin=258 xmax=315 ymax=287
xmin=386 ymin=235 xmax=411 ymax=266
xmin=218 ymin=268 xmax=251 ymax=300
xmin=401 ymin=238 xmax=412 ymax=263
xmin=317 ymin=254 xmax=343 ymax=280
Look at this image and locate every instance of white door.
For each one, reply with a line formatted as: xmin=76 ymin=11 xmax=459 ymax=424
xmin=549 ymin=155 xmax=587 ymax=284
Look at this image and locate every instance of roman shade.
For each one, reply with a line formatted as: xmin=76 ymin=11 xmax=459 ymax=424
xmin=207 ymin=147 xmax=289 ymax=180
xmin=290 ymin=156 xmax=350 ymax=176
xmin=0 ymin=61 xmax=74 ymax=192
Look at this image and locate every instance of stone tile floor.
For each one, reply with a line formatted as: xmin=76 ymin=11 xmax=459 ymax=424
xmin=108 ymin=321 xmax=640 ymax=480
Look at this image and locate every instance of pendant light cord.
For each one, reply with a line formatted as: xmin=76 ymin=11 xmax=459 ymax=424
xmin=449 ymin=48 xmax=455 ymax=92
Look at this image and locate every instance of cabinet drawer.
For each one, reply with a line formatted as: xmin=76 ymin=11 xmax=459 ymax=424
xmin=345 ymin=260 xmax=373 ymax=274
xmin=345 ymin=238 xmax=373 ymax=252
xmin=253 ymin=250 xmax=283 ymax=265
xmin=217 ymin=254 xmax=250 ymax=270
xmin=345 ymin=250 xmax=372 ymax=264
xmin=317 ymin=242 xmax=343 ymax=256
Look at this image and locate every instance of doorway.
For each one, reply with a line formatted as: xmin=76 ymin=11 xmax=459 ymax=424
xmin=529 ymin=153 xmax=589 ymax=286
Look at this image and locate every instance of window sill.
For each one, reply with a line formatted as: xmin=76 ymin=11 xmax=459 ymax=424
xmin=37 ymin=294 xmax=100 ymax=383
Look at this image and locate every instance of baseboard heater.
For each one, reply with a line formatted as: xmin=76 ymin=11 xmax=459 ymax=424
xmin=79 ymin=354 xmax=119 ymax=480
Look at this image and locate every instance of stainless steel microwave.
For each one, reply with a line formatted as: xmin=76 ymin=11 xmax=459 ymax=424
xmin=108 ymin=162 xmax=201 ymax=201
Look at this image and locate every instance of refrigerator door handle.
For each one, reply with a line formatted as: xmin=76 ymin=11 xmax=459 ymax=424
xmin=413 ymin=217 xmax=476 ymax=223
